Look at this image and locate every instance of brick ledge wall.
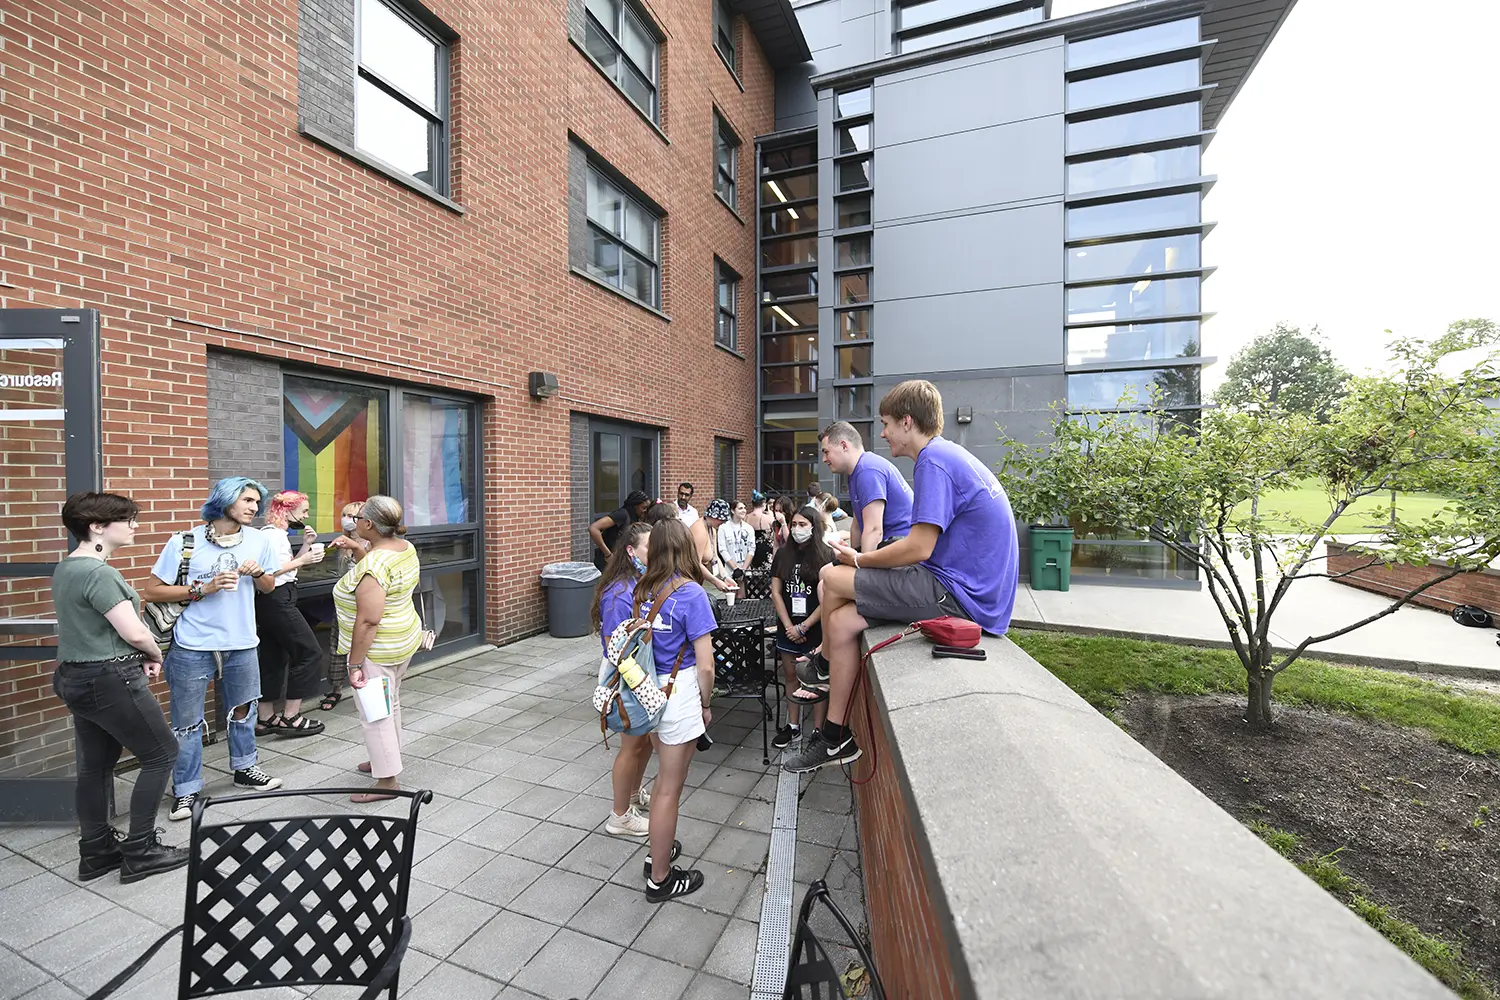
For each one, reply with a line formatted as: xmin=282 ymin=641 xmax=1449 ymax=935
xmin=1326 ymin=542 xmax=1500 ymax=614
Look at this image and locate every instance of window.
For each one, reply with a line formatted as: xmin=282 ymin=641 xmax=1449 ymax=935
xmin=835 ymin=87 xmax=871 ymax=119
xmin=715 ymin=438 xmax=738 ymax=501
xmin=762 ymin=202 xmax=818 ymax=236
xmin=897 ymin=7 xmax=1038 ymax=54
xmin=762 ymin=334 xmax=820 ymax=364
xmin=837 ymin=345 xmax=872 ymax=379
xmin=762 ymin=271 xmax=818 ymax=301
xmin=1067 ymin=235 xmax=1200 ymax=282
xmin=1066 ymin=320 xmax=1199 ymax=366
xmin=838 ymin=272 xmax=871 ymax=304
xmin=836 ymin=123 xmax=871 ymax=155
xmin=1066 ymin=276 xmax=1200 ymax=322
xmin=585 ymin=165 xmax=661 ymax=306
xmin=1067 ymin=18 xmax=1200 ymax=70
xmin=402 ymin=393 xmax=475 ymax=527
xmin=838 ymin=308 xmax=872 ymax=340
xmin=1066 ymin=102 xmax=1200 ymax=153
xmin=762 ymin=173 xmax=816 ymax=202
xmin=837 ymin=384 xmax=872 ymax=419
xmin=1067 ymin=145 xmax=1201 ymax=194
xmin=762 ymin=236 xmax=817 ymax=269
xmin=835 ymin=234 xmax=871 ymax=268
xmin=837 ymin=158 xmax=872 ymax=192
xmin=1067 ymin=60 xmax=1200 ymax=110
xmin=762 ymin=145 xmax=816 ymax=173
xmin=713 ymin=0 xmax=737 ymax=72
xmin=764 ymin=366 xmax=818 ymax=396
xmin=1066 ymin=192 xmax=1200 ymax=239
xmin=836 ymin=195 xmax=872 ymax=229
xmin=716 ymin=259 xmax=739 ymax=350
xmin=355 ymin=0 xmax=449 ymax=192
xmin=715 ymin=113 xmax=740 ymax=208
xmin=763 ymin=301 xmax=816 ymax=332
xmin=583 ymin=0 xmax=660 ymax=122
xmin=1067 ymin=366 xmax=1200 ymax=409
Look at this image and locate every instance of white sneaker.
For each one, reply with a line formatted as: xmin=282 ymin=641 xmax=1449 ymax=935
xmin=604 ymin=808 xmax=650 ymax=837
xmin=630 ymin=785 xmax=650 ymax=810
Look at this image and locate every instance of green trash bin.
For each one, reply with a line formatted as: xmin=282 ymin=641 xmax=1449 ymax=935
xmin=1029 ymin=527 xmax=1074 ymax=592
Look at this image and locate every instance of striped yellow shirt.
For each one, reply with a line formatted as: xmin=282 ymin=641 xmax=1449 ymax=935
xmin=334 ymin=546 xmax=423 ymax=665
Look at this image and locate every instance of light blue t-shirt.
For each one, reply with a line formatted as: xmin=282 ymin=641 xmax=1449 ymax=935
xmin=151 ymin=525 xmax=281 ymax=651
xmin=912 ymin=437 xmax=1019 ymax=635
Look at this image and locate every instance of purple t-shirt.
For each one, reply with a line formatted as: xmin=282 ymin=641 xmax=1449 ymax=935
xmin=598 ymin=578 xmax=637 ymax=656
xmin=912 ymin=436 xmax=1019 ymax=635
xmin=637 ymin=579 xmax=716 ymax=675
xmin=848 ymin=451 xmax=914 ymax=543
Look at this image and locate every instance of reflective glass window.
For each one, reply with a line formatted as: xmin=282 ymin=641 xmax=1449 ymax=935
xmin=837 ymin=158 xmax=872 ymax=192
xmin=762 ymin=237 xmax=817 ymax=269
xmin=1067 ymin=234 xmax=1200 ymax=281
xmin=838 ymin=345 xmax=873 ymax=379
xmin=1067 ymin=145 xmax=1200 ymax=194
xmin=762 ymin=201 xmax=818 ymax=236
xmin=1066 ymin=192 xmax=1200 ymax=238
xmin=762 ymin=172 xmax=816 ymax=203
xmin=835 ymin=87 xmax=871 ymax=118
xmin=1067 ymin=60 xmax=1199 ymax=110
xmin=1067 ymin=276 xmax=1200 ymax=322
xmin=762 ymin=334 xmax=820 ymax=364
xmin=837 ymin=195 xmax=872 ymax=229
xmin=837 ymin=123 xmax=872 ymax=155
xmin=1068 ymin=366 xmax=1200 ymax=409
xmin=1067 ymin=18 xmax=1200 ymax=70
xmin=837 ymin=384 xmax=872 ymax=419
xmin=762 ymin=272 xmax=818 ymax=301
xmin=1066 ymin=102 xmax=1199 ymax=153
xmin=1065 ymin=320 xmax=1200 ymax=366
xmin=836 ymin=234 xmax=871 ymax=268
xmin=764 ymin=365 xmax=819 ymax=396
xmin=899 ymin=8 xmax=1037 ymax=53
xmin=838 ymin=272 xmax=871 ymax=305
xmin=838 ymin=308 xmax=872 ymax=340
xmin=762 ymin=300 xmax=817 ymax=332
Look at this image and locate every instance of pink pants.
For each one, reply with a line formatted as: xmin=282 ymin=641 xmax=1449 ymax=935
xmin=357 ymin=656 xmax=411 ymax=779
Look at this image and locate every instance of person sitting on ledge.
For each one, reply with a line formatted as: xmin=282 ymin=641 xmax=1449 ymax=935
xmin=781 ymin=379 xmax=1020 ymax=773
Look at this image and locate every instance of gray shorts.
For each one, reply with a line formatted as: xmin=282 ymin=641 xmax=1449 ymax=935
xmin=853 ymin=564 xmax=973 ymax=625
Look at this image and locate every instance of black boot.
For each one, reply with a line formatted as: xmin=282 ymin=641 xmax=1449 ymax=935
xmin=120 ymin=828 xmax=190 ymax=884
xmin=78 ymin=827 xmax=125 ymax=881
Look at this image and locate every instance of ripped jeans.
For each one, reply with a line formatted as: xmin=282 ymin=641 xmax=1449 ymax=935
xmin=165 ymin=646 xmax=262 ymax=796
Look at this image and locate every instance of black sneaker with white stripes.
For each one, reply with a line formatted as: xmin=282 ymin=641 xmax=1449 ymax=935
xmin=233 ymin=765 xmax=283 ymax=791
xmin=645 ymin=866 xmax=704 ymax=903
xmin=641 ymin=839 xmax=682 ymax=879
xmin=780 ymin=728 xmax=861 ymax=774
xmin=772 ymin=724 xmax=802 ymax=749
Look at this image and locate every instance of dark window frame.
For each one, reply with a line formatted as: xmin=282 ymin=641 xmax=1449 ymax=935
xmin=353 ymin=0 xmax=453 ymax=195
xmin=583 ymin=0 xmax=662 ymax=123
xmin=585 ymin=160 xmax=663 ymax=308
xmin=713 ymin=0 xmax=738 ymax=75
xmin=716 ymin=257 xmax=740 ymax=351
xmin=715 ymin=111 xmax=741 ymax=211
xmin=715 ymin=437 xmax=739 ymax=502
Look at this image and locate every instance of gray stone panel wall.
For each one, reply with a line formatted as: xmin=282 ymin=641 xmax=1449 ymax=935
xmin=206 ymin=351 xmax=284 ymax=494
xmin=873 ymin=115 xmax=1062 ymax=222
xmin=875 ymin=203 xmax=1062 ymax=299
xmin=569 ymin=411 xmax=591 ymax=562
xmin=566 ymin=142 xmax=589 ymax=275
xmin=297 ymin=0 xmax=357 ymax=142
xmin=872 ymin=283 xmax=1065 ymax=373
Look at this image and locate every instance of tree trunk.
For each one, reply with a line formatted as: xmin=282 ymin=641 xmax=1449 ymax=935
xmin=1244 ymin=667 xmax=1275 ymax=727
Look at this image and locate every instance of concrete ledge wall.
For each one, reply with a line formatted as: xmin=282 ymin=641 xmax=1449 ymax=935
xmin=1327 ymin=542 xmax=1500 ymax=614
xmin=849 ymin=627 xmax=1456 ymax=999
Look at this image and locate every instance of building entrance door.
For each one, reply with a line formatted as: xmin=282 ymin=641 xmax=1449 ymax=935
xmin=0 ymin=308 xmax=102 ymax=820
xmin=590 ymin=420 xmax=658 ymax=526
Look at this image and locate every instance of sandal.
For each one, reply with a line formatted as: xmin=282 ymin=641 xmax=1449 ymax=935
xmin=350 ymin=788 xmax=399 ymax=803
xmin=318 ymin=690 xmax=344 ymax=711
xmin=641 ymin=839 xmax=682 ymax=879
xmin=789 ymin=686 xmax=829 ymax=705
xmin=255 ymin=714 xmax=282 ymax=737
xmin=645 ymin=866 xmax=704 ymax=903
xmin=270 ymin=713 xmax=326 ymax=738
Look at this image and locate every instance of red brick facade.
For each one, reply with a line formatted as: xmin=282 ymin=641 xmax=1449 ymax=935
xmin=1326 ymin=543 xmax=1500 ymax=616
xmin=1 ymin=0 xmax=773 ymax=773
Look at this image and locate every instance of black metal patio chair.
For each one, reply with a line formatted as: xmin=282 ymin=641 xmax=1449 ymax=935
xmin=784 ymin=879 xmax=886 ymax=1000
xmin=712 ymin=597 xmax=784 ymax=763
xmin=86 ymin=787 xmax=433 ymax=1000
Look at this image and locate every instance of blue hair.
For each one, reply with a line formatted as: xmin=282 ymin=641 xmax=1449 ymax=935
xmin=201 ymin=477 xmax=268 ymax=521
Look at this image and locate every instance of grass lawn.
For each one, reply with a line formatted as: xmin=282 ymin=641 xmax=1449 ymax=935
xmin=1235 ymin=481 xmax=1454 ymax=531
xmin=1010 ymin=630 xmax=1500 ymax=755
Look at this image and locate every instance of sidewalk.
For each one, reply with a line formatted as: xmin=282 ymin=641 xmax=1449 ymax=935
xmin=1015 ymin=560 xmax=1500 ymax=678
xmin=0 ymin=635 xmax=865 ymax=1000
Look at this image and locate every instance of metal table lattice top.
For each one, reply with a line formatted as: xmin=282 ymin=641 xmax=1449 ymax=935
xmin=714 ymin=598 xmax=773 ymax=628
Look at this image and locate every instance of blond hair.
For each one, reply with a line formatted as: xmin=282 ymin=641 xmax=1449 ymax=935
xmin=878 ymin=379 xmax=944 ymax=436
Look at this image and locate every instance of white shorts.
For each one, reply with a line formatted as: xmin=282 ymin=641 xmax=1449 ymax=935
xmin=653 ymin=665 xmax=707 ymax=747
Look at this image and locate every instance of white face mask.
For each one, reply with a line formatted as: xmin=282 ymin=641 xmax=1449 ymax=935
xmin=790 ymin=526 xmax=813 ymax=544
xmin=341 ymin=516 xmax=357 ymax=532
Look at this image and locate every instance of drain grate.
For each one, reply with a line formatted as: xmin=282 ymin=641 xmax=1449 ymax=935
xmin=751 ymin=760 xmax=801 ymax=999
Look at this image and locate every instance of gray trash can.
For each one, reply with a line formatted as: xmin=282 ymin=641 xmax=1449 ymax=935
xmin=540 ymin=562 xmax=602 ymax=638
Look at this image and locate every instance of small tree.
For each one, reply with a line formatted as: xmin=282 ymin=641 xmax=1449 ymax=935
xmin=1001 ymin=320 xmax=1500 ymax=726
xmin=1215 ymin=322 xmax=1351 ymax=421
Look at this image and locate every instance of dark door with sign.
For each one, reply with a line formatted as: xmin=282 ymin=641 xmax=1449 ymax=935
xmin=590 ymin=420 xmax=658 ymax=530
xmin=0 ymin=309 xmax=102 ymax=820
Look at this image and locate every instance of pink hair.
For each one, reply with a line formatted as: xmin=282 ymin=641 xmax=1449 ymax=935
xmin=265 ymin=490 xmax=309 ymax=529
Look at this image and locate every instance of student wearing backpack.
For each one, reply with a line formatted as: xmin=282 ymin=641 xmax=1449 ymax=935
xmin=590 ymin=522 xmax=656 ymax=836
xmin=635 ymin=518 xmax=717 ymax=902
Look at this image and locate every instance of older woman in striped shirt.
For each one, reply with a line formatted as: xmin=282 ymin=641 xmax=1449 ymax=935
xmin=334 ymin=495 xmax=423 ymax=803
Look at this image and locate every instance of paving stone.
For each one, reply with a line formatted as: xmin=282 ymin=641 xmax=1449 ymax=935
xmin=0 ymin=947 xmax=53 ymax=999
xmin=586 ymin=949 xmax=693 ymax=1000
xmin=508 ymin=868 xmax=604 ymax=925
xmin=0 ymin=882 xmax=113 ymax=951
xmin=401 ymin=960 xmax=502 ymax=1000
xmin=503 ymin=821 xmax=588 ymax=866
xmin=454 ymin=854 xmax=548 ymax=906
xmin=556 ymin=833 xmax=640 ymax=881
xmin=421 ymin=799 xmax=497 ymax=839
xmin=701 ymin=767 xmax=762 ymax=798
xmin=541 ymin=760 xmax=604 ymax=793
xmin=430 ymin=740 xmax=492 ymax=767
xmin=467 ymin=775 xmax=531 ymax=809
xmin=799 ymin=779 xmax=852 ymax=815
xmin=567 ymin=881 xmax=658 ymax=945
xmin=702 ymin=916 xmax=757 ymax=985
xmin=735 ymin=874 xmax=768 ymax=922
xmin=687 ymin=863 xmax=756 ymax=917
xmin=503 ymin=785 xmax=575 ymax=820
xmin=450 ymin=910 xmax=556 ymax=982
xmin=633 ymin=902 xmax=728 ymax=969
xmin=534 ymin=738 xmax=594 ymax=762
xmin=502 ymin=755 xmax=566 ymax=784
xmin=501 ymin=730 xmax=556 ymax=755
xmin=725 ymin=798 xmax=774 ymax=834
xmin=0 ymin=855 xmax=47 ymax=893
xmin=455 ymin=809 xmax=539 ymax=852
xmin=508 ymin=927 xmax=623 ymax=1000
xmin=15 ymin=980 xmax=84 ymax=999
xmin=466 ymin=746 xmax=529 ymax=775
xmin=22 ymin=904 xmax=158 ymax=976
xmin=678 ymin=788 xmax=740 ymax=824
xmin=414 ymin=840 xmax=497 ymax=890
xmin=546 ymin=793 xmax=614 ymax=833
xmin=702 ymin=826 xmax=769 ymax=871
xmin=682 ymin=972 xmax=750 ymax=1000
xmin=411 ymin=890 xmax=500 ymax=957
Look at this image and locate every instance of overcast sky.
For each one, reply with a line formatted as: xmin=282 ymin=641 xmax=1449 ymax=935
xmin=1055 ymin=0 xmax=1500 ymax=387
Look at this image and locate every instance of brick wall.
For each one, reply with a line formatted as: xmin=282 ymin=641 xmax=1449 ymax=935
xmin=1327 ymin=543 xmax=1500 ymax=614
xmin=205 ymin=350 xmax=283 ymax=492
xmin=1 ymin=0 xmax=774 ymax=660
xmin=849 ymin=674 xmax=966 ymax=1000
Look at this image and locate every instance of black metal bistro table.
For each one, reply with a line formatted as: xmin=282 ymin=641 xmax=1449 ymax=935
xmin=709 ymin=597 xmax=782 ymax=763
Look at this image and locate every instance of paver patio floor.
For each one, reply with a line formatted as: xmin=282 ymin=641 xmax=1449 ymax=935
xmin=0 ymin=634 xmax=866 ymax=1000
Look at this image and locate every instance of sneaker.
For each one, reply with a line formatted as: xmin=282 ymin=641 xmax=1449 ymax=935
xmin=781 ymin=729 xmax=861 ymax=774
xmin=233 ymin=765 xmax=283 ymax=791
xmin=641 ymin=839 xmax=682 ymax=879
xmin=772 ymin=724 xmax=802 ymax=750
xmin=605 ymin=808 xmax=650 ymax=837
xmin=645 ymin=866 xmax=704 ymax=903
xmin=120 ymin=828 xmax=190 ymax=884
xmin=169 ymin=792 xmax=199 ymax=822
xmin=630 ymin=785 xmax=651 ymax=810
xmin=695 ymin=732 xmax=715 ymax=752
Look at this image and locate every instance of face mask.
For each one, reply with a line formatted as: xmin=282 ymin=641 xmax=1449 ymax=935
xmin=287 ymin=520 xmax=305 ymax=532
xmin=631 ymin=555 xmax=647 ymax=575
xmin=791 ymin=527 xmax=813 ymax=544
xmin=341 ymin=516 xmax=357 ymax=532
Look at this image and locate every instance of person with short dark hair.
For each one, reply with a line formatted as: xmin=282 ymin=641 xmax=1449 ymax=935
xmin=140 ymin=477 xmax=285 ymax=819
xmin=805 ymin=482 xmax=822 ymax=506
xmin=589 ymin=489 xmax=651 ymax=570
xmin=820 ymin=420 xmax=914 ymax=552
xmin=53 ymin=492 xmax=188 ymax=882
xmin=783 ymin=380 xmax=1019 ymax=774
xmin=674 ymin=482 xmax=699 ymax=527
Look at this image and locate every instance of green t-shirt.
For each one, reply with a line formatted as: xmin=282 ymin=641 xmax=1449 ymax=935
xmin=52 ymin=558 xmax=142 ymax=663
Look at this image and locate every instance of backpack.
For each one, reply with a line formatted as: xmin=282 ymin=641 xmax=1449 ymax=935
xmin=142 ymin=530 xmax=196 ymax=653
xmin=592 ymin=580 xmax=688 ymax=736
xmin=1451 ymin=605 xmax=1493 ymax=629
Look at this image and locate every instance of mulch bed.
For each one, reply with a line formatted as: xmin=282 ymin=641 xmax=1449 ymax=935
xmin=1122 ymin=693 xmax=1500 ymax=982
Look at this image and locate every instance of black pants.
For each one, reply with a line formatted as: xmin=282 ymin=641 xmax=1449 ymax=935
xmin=254 ymin=582 xmax=324 ymax=704
xmin=53 ymin=658 xmax=178 ymax=840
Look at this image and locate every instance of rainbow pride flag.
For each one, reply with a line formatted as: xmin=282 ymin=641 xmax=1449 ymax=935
xmin=283 ymin=385 xmax=382 ymax=533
